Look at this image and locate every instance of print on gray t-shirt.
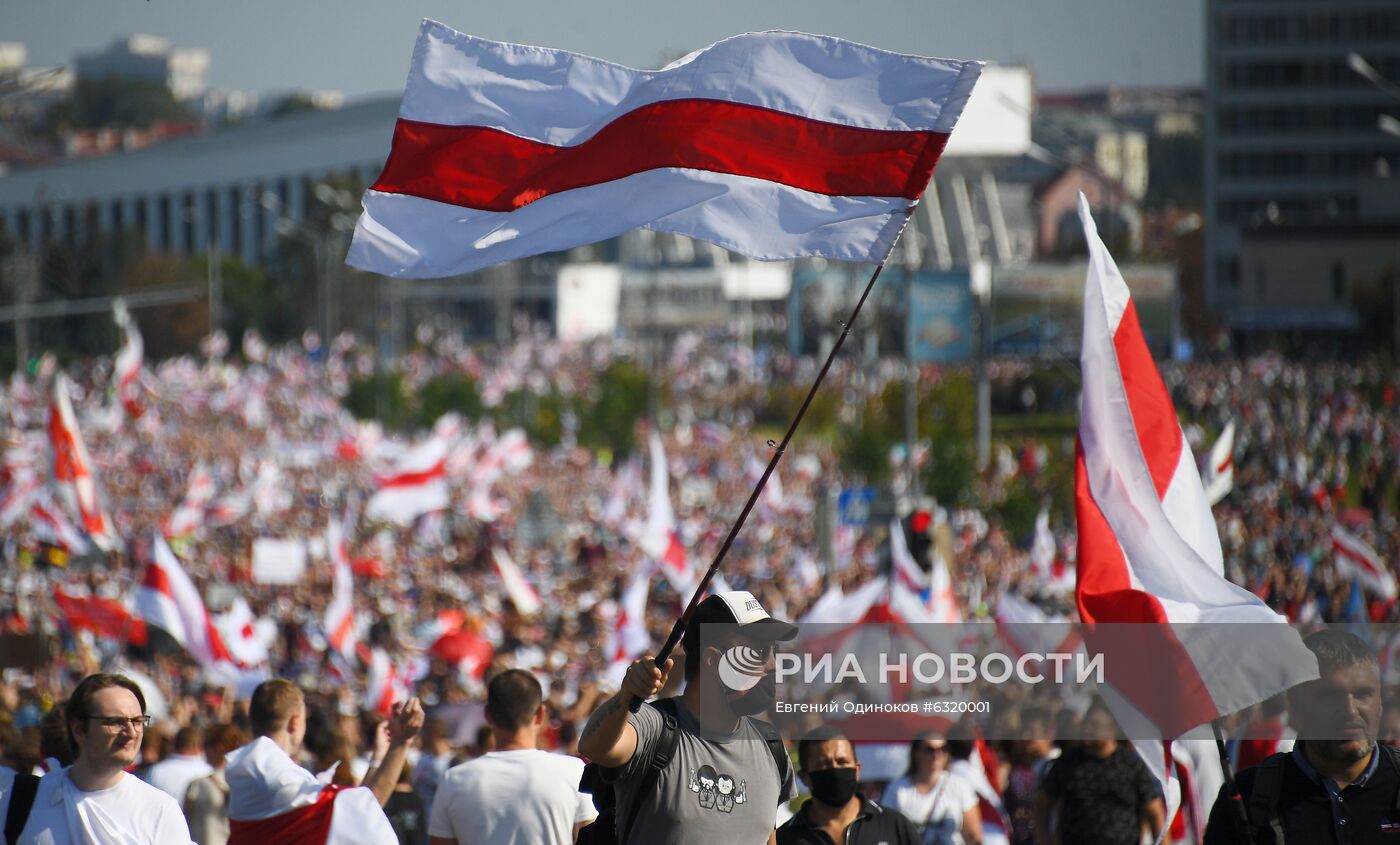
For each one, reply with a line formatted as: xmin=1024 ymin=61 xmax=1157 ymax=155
xmin=603 ymin=699 xmax=795 ymax=845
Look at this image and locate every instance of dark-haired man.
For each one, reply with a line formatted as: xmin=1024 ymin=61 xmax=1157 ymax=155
xmin=146 ymin=726 xmax=213 ymax=803
xmin=577 ymin=590 xmax=797 ymax=845
xmin=777 ymin=726 xmax=921 ymax=845
xmin=1204 ymin=628 xmax=1395 ymax=844
xmin=428 ymin=669 xmax=596 ymax=844
xmin=10 ymin=673 xmax=194 ymax=844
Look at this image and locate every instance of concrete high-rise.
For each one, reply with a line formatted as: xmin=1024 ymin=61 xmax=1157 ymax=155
xmin=1204 ymin=1 xmax=1400 ymax=349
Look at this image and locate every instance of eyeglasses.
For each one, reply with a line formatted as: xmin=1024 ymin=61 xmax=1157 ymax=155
xmin=917 ymin=744 xmax=948 ymax=754
xmin=87 ymin=716 xmax=151 ymax=732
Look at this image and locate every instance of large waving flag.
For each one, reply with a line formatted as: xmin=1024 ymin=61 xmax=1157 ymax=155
xmin=112 ymin=299 xmax=145 ymax=420
xmin=48 ymin=373 xmax=118 ymax=551
xmin=347 ymin=22 xmax=982 ymax=277
xmin=1072 ymin=193 xmax=1316 ymax=833
xmin=136 ymin=534 xmax=239 ymax=674
xmin=53 ymin=586 xmax=148 ymax=646
xmin=365 ymin=435 xmax=449 ymax=525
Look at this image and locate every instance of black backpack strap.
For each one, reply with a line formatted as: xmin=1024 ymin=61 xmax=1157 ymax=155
xmin=1378 ymin=743 xmax=1400 ymax=812
xmin=1245 ymin=752 xmax=1288 ymax=845
xmin=5 ymin=772 xmax=40 ymax=844
xmin=618 ymin=699 xmax=680 ymax=845
xmin=748 ymin=718 xmax=791 ymax=787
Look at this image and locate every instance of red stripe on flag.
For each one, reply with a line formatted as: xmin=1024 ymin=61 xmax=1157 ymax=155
xmin=142 ymin=559 xmax=174 ymax=596
xmin=376 ymin=460 xmax=446 ymax=489
xmin=372 ymin=100 xmax=950 ymax=212
xmin=1334 ymin=537 xmax=1384 ymax=577
xmin=1074 ymin=441 xmax=1219 ymax=738
xmin=1110 ymin=301 xmax=1182 ymax=500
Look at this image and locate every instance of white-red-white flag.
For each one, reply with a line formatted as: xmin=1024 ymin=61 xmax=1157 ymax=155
xmin=226 ymin=737 xmax=399 ymax=845
xmin=491 ymin=547 xmax=542 ymax=615
xmin=215 ymin=597 xmax=277 ymax=669
xmin=0 ymin=467 xmax=41 ymax=529
xmin=605 ymin=566 xmax=651 ymax=687
xmin=48 ymin=373 xmax=118 ymax=551
xmin=364 ymin=647 xmax=411 ymax=717
xmin=163 ymin=462 xmax=216 ymax=538
xmin=112 ymin=299 xmax=145 ymax=420
xmin=136 ymin=534 xmax=239 ymax=674
xmin=30 ymin=488 xmax=93 ymax=553
xmin=1201 ymin=421 xmax=1235 ymax=507
xmin=636 ymin=431 xmax=694 ymax=591
xmin=1072 ymin=192 xmax=1316 ymax=831
xmin=1331 ymin=524 xmax=1396 ymax=600
xmin=1029 ymin=508 xmax=1074 ymax=596
xmin=324 ymin=515 xmax=358 ymax=660
xmin=366 ymin=436 xmax=449 ymax=525
xmin=888 ymin=517 xmax=960 ymax=624
xmin=347 ymin=23 xmax=982 ymax=278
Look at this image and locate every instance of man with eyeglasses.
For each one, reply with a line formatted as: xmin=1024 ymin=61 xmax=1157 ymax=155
xmin=6 ymin=672 xmax=195 ymax=844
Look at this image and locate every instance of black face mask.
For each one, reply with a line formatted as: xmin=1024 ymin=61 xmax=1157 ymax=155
xmin=726 ymin=672 xmax=776 ymax=717
xmin=807 ymin=766 xmax=859 ymax=808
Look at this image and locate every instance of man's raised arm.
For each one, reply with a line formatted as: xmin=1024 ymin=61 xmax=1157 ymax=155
xmin=577 ymin=657 xmax=671 ymax=768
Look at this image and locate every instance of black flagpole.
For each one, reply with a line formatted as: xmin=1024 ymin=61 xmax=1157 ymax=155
xmin=1211 ymin=719 xmax=1260 ymax=845
xmin=628 ymin=226 xmax=906 ymax=712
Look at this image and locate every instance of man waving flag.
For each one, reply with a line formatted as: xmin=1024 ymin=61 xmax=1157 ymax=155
xmin=347 ymin=21 xmax=982 ymax=277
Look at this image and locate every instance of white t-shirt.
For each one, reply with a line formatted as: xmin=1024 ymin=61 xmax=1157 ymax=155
xmin=428 ymin=749 xmax=597 ymax=845
xmin=146 ymin=754 xmax=214 ymax=803
xmin=880 ymin=773 xmax=977 ymax=844
xmin=15 ymin=768 xmax=194 ymax=845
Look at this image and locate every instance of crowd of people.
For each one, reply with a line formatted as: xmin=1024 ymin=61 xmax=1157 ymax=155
xmin=0 ymin=325 xmax=1398 ymax=843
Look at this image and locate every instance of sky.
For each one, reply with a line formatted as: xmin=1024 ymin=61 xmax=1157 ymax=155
xmin=8 ymin=0 xmax=1204 ymax=99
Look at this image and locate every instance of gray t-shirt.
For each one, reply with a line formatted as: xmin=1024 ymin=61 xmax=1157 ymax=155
xmin=603 ymin=699 xmax=796 ymax=845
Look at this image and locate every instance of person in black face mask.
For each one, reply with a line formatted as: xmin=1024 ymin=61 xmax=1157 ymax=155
xmin=778 ymin=726 xmax=922 ymax=845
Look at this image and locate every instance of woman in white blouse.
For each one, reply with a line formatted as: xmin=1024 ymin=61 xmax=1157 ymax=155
xmin=880 ymin=732 xmax=983 ymax=845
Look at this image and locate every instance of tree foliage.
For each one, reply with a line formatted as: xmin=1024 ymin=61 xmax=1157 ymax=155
xmin=45 ymin=76 xmax=192 ymax=133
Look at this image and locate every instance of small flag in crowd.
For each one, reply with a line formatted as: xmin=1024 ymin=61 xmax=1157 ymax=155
xmin=1201 ymin=421 xmax=1234 ymax=507
xmin=48 ymin=373 xmax=118 ymax=551
xmin=1331 ymin=524 xmax=1396 ymax=600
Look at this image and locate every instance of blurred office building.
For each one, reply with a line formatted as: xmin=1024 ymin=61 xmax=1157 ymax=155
xmin=1205 ymin=0 xmax=1400 ymax=352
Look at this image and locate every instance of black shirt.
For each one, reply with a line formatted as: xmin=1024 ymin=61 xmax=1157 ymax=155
xmin=1203 ymin=743 xmax=1400 ymax=845
xmin=777 ymin=794 xmax=922 ymax=845
xmin=384 ymin=788 xmax=428 ymax=845
xmin=1040 ymin=745 xmax=1160 ymax=845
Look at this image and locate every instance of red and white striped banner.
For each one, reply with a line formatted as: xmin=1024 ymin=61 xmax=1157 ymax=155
xmin=366 ymin=436 xmax=449 ymax=525
xmin=136 ymin=534 xmax=239 ymax=673
xmin=48 ymin=373 xmax=118 ymax=551
xmin=491 ymin=547 xmax=542 ymax=616
xmin=347 ymin=22 xmax=982 ymax=277
xmin=1332 ymin=524 xmax=1396 ymax=600
xmin=1201 ymin=421 xmax=1234 ymax=507
xmin=163 ymin=462 xmax=216 ymax=538
xmin=1071 ymin=192 xmax=1316 ymax=833
xmin=635 ymin=430 xmax=694 ymax=591
xmin=324 ymin=515 xmax=357 ymax=659
xmin=112 ymin=299 xmax=146 ymax=420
